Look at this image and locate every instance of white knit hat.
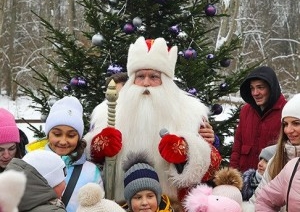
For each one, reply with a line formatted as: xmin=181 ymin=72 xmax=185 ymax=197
xmin=45 ymin=96 xmax=84 ymax=138
xmin=76 ymin=183 xmax=125 ymax=212
xmin=22 ymin=150 xmax=66 ymax=188
xmin=281 ymin=93 xmax=300 ymax=121
xmin=127 ymin=36 xmax=178 ymax=78
xmin=0 ymin=170 xmax=26 ymax=212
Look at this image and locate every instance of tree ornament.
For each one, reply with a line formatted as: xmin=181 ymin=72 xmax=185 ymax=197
xmin=220 ymin=58 xmax=231 ymax=67
xmin=169 ymin=25 xmax=180 ymax=35
xmin=132 ymin=17 xmax=142 ymax=27
xmin=107 ymin=63 xmax=123 ymax=75
xmin=204 ymin=4 xmax=217 ymax=17
xmin=62 ymin=85 xmax=71 ymax=92
xmin=177 ymin=31 xmax=188 ymax=40
xmin=92 ymin=33 xmax=104 ymax=46
xmin=206 ymin=53 xmax=215 ymax=60
xmin=123 ymin=23 xmax=135 ymax=34
xmin=183 ymin=47 xmax=197 ymax=59
xmin=211 ymin=104 xmax=223 ymax=115
xmin=188 ymin=88 xmax=197 ymax=96
xmin=219 ymin=82 xmax=229 ymax=92
xmin=77 ymin=76 xmax=87 ymax=88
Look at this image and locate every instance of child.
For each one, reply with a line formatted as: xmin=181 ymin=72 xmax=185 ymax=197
xmin=5 ymin=150 xmax=66 ymax=211
xmin=121 ymin=151 xmax=182 ymax=212
xmin=26 ymin=96 xmax=103 ymax=212
xmin=241 ymin=145 xmax=276 ymax=201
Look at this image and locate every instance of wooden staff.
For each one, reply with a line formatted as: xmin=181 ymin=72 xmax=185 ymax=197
xmin=104 ymin=79 xmax=118 ymax=200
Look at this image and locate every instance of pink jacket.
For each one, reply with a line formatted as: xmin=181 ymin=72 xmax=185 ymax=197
xmin=256 ymin=157 xmax=300 ymax=212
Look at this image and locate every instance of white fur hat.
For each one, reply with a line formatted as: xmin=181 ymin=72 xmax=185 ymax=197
xmin=282 ymin=93 xmax=300 ymax=121
xmin=0 ymin=170 xmax=27 ymax=212
xmin=45 ymin=96 xmax=84 ymax=138
xmin=127 ymin=36 xmax=178 ymax=78
xmin=76 ymin=183 xmax=125 ymax=212
xmin=22 ymin=150 xmax=66 ymax=188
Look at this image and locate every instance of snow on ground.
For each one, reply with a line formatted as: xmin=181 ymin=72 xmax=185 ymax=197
xmin=0 ymin=94 xmax=237 ymax=143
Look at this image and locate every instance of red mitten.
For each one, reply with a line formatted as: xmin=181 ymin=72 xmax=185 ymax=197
xmin=201 ymin=145 xmax=222 ymax=182
xmin=91 ymin=127 xmax=122 ymax=162
xmin=159 ymin=134 xmax=187 ymax=164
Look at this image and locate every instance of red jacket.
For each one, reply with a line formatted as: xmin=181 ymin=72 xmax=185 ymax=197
xmin=230 ymin=94 xmax=286 ymax=172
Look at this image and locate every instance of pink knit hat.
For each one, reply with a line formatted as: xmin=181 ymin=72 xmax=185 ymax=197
xmin=0 ymin=108 xmax=20 ymax=144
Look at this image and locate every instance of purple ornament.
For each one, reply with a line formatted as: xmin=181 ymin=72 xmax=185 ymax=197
xmin=123 ymin=23 xmax=135 ymax=34
xmin=211 ymin=104 xmax=223 ymax=115
xmin=204 ymin=4 xmax=217 ymax=17
xmin=70 ymin=77 xmax=79 ymax=86
xmin=220 ymin=58 xmax=231 ymax=67
xmin=183 ymin=47 xmax=197 ymax=59
xmin=107 ymin=64 xmax=123 ymax=75
xmin=169 ymin=25 xmax=180 ymax=35
xmin=77 ymin=77 xmax=87 ymax=87
xmin=188 ymin=88 xmax=197 ymax=95
xmin=206 ymin=53 xmax=215 ymax=60
xmin=63 ymin=85 xmax=72 ymax=92
xmin=219 ymin=82 xmax=229 ymax=92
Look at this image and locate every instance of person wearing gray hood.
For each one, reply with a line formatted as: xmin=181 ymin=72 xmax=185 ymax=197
xmin=230 ymin=66 xmax=286 ymax=172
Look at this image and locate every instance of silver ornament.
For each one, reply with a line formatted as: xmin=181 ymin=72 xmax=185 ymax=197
xmin=132 ymin=17 xmax=142 ymax=27
xmin=92 ymin=33 xmax=104 ymax=46
xmin=177 ymin=31 xmax=188 ymax=40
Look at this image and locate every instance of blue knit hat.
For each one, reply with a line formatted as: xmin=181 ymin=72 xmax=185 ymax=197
xmin=45 ymin=96 xmax=84 ymax=138
xmin=123 ymin=151 xmax=162 ymax=207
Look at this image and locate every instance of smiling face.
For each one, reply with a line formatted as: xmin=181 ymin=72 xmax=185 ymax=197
xmin=130 ymin=190 xmax=158 ymax=212
xmin=48 ymin=125 xmax=79 ymax=156
xmin=282 ymin=117 xmax=300 ymax=145
xmin=250 ymin=79 xmax=270 ymax=109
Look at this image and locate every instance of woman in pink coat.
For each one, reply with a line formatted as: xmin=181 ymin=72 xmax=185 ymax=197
xmin=256 ymin=157 xmax=300 ymax=212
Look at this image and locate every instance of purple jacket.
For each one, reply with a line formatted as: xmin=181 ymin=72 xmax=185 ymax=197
xmin=256 ymin=157 xmax=300 ymax=212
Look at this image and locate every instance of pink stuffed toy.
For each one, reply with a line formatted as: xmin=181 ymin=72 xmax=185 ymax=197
xmin=183 ymin=184 xmax=241 ymax=212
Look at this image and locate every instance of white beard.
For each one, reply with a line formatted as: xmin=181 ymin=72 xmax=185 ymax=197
xmin=113 ymin=75 xmax=208 ymax=201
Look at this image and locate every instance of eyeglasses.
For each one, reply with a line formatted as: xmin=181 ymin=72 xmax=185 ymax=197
xmin=0 ymin=144 xmax=17 ymax=156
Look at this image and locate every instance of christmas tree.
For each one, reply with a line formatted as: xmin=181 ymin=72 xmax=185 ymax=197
xmin=20 ymin=0 xmax=256 ymax=164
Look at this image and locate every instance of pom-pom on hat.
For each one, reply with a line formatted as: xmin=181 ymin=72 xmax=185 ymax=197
xmin=45 ymin=96 xmax=84 ymax=138
xmin=259 ymin=145 xmax=276 ymax=161
xmin=76 ymin=183 xmax=125 ymax=212
xmin=281 ymin=93 xmax=300 ymax=121
xmin=22 ymin=150 xmax=66 ymax=188
xmin=127 ymin=36 xmax=178 ymax=78
xmin=212 ymin=167 xmax=243 ymax=206
xmin=123 ymin=151 xmax=162 ymax=207
xmin=0 ymin=170 xmax=26 ymax=212
xmin=0 ymin=108 xmax=20 ymax=144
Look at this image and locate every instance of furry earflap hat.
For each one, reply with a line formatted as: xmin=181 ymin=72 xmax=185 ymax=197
xmin=127 ymin=36 xmax=178 ymax=78
xmin=45 ymin=96 xmax=84 ymax=138
xmin=123 ymin=151 xmax=162 ymax=208
xmin=76 ymin=183 xmax=125 ymax=212
xmin=0 ymin=170 xmax=26 ymax=212
xmin=281 ymin=93 xmax=300 ymax=121
xmin=0 ymin=108 xmax=20 ymax=144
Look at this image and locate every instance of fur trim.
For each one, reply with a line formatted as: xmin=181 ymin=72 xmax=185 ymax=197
xmin=0 ymin=170 xmax=26 ymax=212
xmin=241 ymin=169 xmax=257 ymax=201
xmin=122 ymin=150 xmax=154 ymax=172
xmin=168 ymin=131 xmax=211 ymax=188
xmin=214 ymin=167 xmax=243 ymax=190
xmin=183 ymin=184 xmax=212 ymax=212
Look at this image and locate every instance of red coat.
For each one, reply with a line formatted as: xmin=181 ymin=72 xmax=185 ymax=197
xmin=230 ymin=94 xmax=286 ymax=172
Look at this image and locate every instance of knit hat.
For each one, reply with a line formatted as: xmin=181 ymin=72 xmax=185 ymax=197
xmin=0 ymin=108 xmax=20 ymax=144
xmin=22 ymin=150 xmax=66 ymax=188
xmin=76 ymin=183 xmax=125 ymax=212
xmin=127 ymin=36 xmax=178 ymax=78
xmin=0 ymin=170 xmax=26 ymax=212
xmin=281 ymin=93 xmax=300 ymax=121
xmin=259 ymin=145 xmax=276 ymax=161
xmin=123 ymin=151 xmax=162 ymax=207
xmin=45 ymin=96 xmax=84 ymax=138
xmin=212 ymin=167 xmax=243 ymax=206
